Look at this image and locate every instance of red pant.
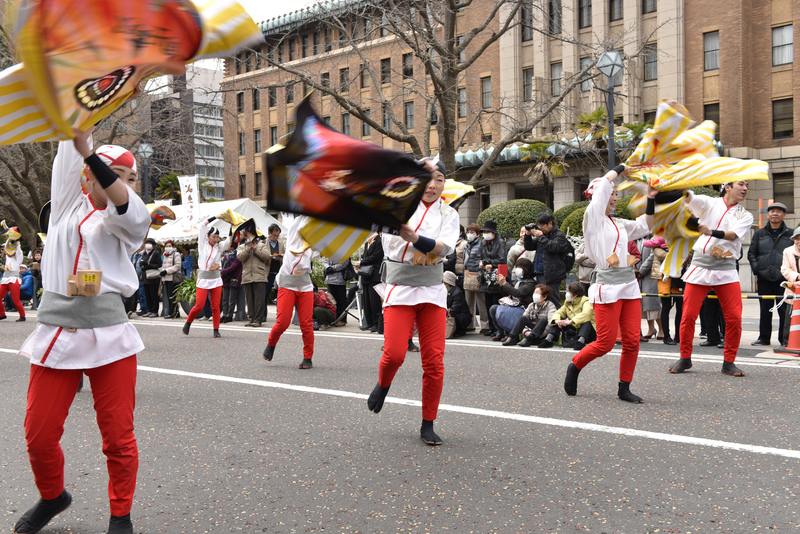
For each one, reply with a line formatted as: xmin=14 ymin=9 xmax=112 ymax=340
xmin=0 ymin=281 xmax=25 ymax=317
xmin=573 ymin=298 xmax=641 ymax=382
xmin=679 ymin=281 xmax=742 ymax=363
xmin=268 ymin=288 xmax=314 ymax=359
xmin=187 ymin=286 xmax=222 ymax=329
xmin=25 ymin=356 xmax=138 ymax=516
xmin=379 ymin=304 xmax=446 ymax=421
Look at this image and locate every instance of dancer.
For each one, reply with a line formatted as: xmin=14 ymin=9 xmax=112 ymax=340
xmin=262 ymin=215 xmax=319 ymax=369
xmin=564 ymin=165 xmax=656 ymax=402
xmin=366 ymin=160 xmax=459 ymax=445
xmin=15 ymin=127 xmax=150 ymax=534
xmin=668 ymin=181 xmax=753 ymax=376
xmin=182 ymin=214 xmax=230 ymax=338
xmin=1 ymin=224 xmax=26 ymax=321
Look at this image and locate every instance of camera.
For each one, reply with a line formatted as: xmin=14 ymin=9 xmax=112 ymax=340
xmin=525 ymin=223 xmax=538 ymax=231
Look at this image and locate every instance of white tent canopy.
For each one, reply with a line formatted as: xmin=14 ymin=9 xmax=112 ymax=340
xmin=148 ymin=198 xmax=286 ymax=245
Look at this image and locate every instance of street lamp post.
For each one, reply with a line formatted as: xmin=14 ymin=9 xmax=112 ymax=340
xmin=138 ymin=142 xmax=154 ymax=203
xmin=596 ymin=51 xmax=625 ymax=170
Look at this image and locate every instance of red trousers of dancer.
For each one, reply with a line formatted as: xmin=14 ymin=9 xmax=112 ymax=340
xmin=679 ymin=281 xmax=742 ymax=363
xmin=268 ymin=287 xmax=314 ymax=359
xmin=572 ymin=298 xmax=641 ymax=382
xmin=0 ymin=281 xmax=26 ymax=318
xmin=379 ymin=304 xmax=446 ymax=421
xmin=187 ymin=286 xmax=222 ymax=329
xmin=25 ymin=356 xmax=138 ymax=516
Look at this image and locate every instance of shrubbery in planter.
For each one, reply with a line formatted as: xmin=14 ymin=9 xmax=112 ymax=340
xmin=554 ymin=200 xmax=589 ymax=227
xmin=560 ymin=207 xmax=587 ymax=237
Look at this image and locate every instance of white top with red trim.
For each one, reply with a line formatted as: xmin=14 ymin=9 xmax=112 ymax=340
xmin=1 ymin=247 xmax=23 ymax=284
xmin=683 ymin=192 xmax=753 ymax=286
xmin=276 ymin=215 xmax=318 ymax=292
xmin=379 ymin=198 xmax=460 ymax=308
xmin=584 ymin=179 xmax=651 ymax=304
xmin=19 ymin=140 xmax=150 ymax=369
xmin=196 ymin=220 xmax=231 ymax=290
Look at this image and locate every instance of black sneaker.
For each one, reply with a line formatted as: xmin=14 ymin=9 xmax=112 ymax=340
xmin=107 ymin=513 xmax=134 ymax=534
xmin=668 ymin=357 xmax=692 ymax=374
xmin=263 ymin=344 xmax=276 ymax=361
xmin=299 ymin=358 xmax=313 ymax=369
xmin=538 ymin=339 xmax=554 ymax=349
xmin=14 ymin=489 xmax=72 ymax=534
xmin=16 ymin=316 xmax=26 ymax=322
xmin=182 ymin=321 xmax=191 ymax=335
xmin=420 ymin=419 xmax=442 ymax=445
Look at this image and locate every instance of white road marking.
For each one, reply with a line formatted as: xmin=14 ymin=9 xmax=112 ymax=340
xmin=137 ymin=364 xmax=800 ymax=460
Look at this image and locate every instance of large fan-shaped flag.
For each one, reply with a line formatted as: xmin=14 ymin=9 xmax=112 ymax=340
xmin=0 ymin=0 xmax=263 ymax=145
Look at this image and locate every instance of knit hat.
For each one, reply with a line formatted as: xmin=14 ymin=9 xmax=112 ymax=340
xmin=443 ymin=270 xmax=457 ymax=287
xmin=481 ymin=220 xmax=498 ymax=234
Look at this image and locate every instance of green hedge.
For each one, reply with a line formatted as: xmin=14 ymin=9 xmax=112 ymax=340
xmin=560 ymin=206 xmax=587 ymax=237
xmin=476 ymin=199 xmax=550 ymax=238
xmin=690 ymin=186 xmax=718 ymax=197
xmin=614 ymin=195 xmax=634 ymax=220
xmin=554 ymin=200 xmax=589 ymax=227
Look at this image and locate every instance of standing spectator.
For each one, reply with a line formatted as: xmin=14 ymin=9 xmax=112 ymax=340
xmin=324 ymin=258 xmax=350 ymax=326
xmin=263 ymin=224 xmax=284 ymax=310
xmin=462 ymin=223 xmax=487 ymax=333
xmin=780 ymin=227 xmax=800 ymax=343
xmin=130 ymin=245 xmax=148 ymax=316
xmin=220 ymin=249 xmax=242 ymax=323
xmin=159 ymin=240 xmax=182 ymax=319
xmin=443 ymin=225 xmax=467 ymax=286
xmin=238 ymin=236 xmax=270 ymax=327
xmin=356 ymin=232 xmax=384 ymax=332
xmin=748 ymin=201 xmax=793 ymax=346
xmin=523 ymin=212 xmax=572 ymax=306
xmin=506 ymin=226 xmax=537 ymax=282
xmin=444 ymin=271 xmax=471 ymax=338
xmin=660 ymin=254 xmax=688 ymax=346
xmin=181 ymin=247 xmax=195 ymax=278
xmin=30 ymin=248 xmax=43 ymax=310
xmin=638 ymin=235 xmax=664 ymax=340
xmin=139 ymin=238 xmax=162 ymax=318
xmin=574 ymin=242 xmax=596 ymax=295
xmin=478 ymin=220 xmax=506 ymax=331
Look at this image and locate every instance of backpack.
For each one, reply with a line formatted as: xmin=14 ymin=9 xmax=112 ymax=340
xmin=563 ymin=240 xmax=576 ymax=272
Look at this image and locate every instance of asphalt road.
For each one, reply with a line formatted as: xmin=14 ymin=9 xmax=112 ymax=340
xmin=2 ymin=312 xmax=800 ymax=533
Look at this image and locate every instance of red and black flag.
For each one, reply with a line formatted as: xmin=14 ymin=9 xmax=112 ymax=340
xmin=265 ymin=96 xmax=431 ymax=232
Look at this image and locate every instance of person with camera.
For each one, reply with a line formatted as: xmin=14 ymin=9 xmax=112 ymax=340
xmin=523 ymin=213 xmax=571 ymax=307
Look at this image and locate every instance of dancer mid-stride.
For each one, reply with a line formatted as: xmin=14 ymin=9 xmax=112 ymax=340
xmin=366 ymin=160 xmax=459 ymax=445
xmin=1 ymin=224 xmax=26 ymax=321
xmin=182 ymin=215 xmax=230 ymax=338
xmin=564 ymin=165 xmax=657 ymax=403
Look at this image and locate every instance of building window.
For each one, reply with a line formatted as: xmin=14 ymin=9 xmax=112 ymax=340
xmin=549 ymin=0 xmax=561 ymax=34
xmin=301 ymin=35 xmax=308 ymax=58
xmin=481 ymin=77 xmax=492 ymax=109
xmin=383 ymin=104 xmax=392 ymax=130
xmin=643 ymin=43 xmax=657 ymax=82
xmin=380 ymin=13 xmax=389 ymax=37
xmin=341 ymin=113 xmax=351 ymax=136
xmin=270 ymin=126 xmax=278 ymax=146
xmin=402 ymin=53 xmax=413 ymax=78
xmin=239 ymin=174 xmax=246 ymax=197
xmin=360 ymin=64 xmax=370 ymax=89
xmin=774 ymin=172 xmax=795 ymax=213
xmin=313 ymin=31 xmax=320 ymax=55
xmin=323 ymin=116 xmax=331 ymax=125
xmin=609 ymin=0 xmax=623 ymax=21
xmin=252 ymin=89 xmax=260 ymax=111
xmin=286 ymin=84 xmax=294 ymax=104
xmin=325 ymin=28 xmax=332 ymax=52
xmin=773 ymin=25 xmax=794 ymax=66
xmin=704 ymin=103 xmax=720 ymax=140
xmin=268 ymin=87 xmax=277 ymax=107
xmin=523 ymin=67 xmax=534 ymax=101
xmin=579 ymin=0 xmax=592 ymax=29
xmin=340 ymin=67 xmax=350 ymax=92
xmin=403 ymin=102 xmax=414 ymax=129
xmin=643 ymin=0 xmax=656 ymax=14
xmin=551 ymin=62 xmax=562 ymax=96
xmin=380 ymin=58 xmax=391 ymax=84
xmin=431 ymin=103 xmax=438 ymax=124
xmin=643 ymin=111 xmax=656 ymax=126
xmin=458 ymin=87 xmax=467 ymax=118
xmin=773 ymin=99 xmax=793 ymax=139
xmin=456 ymin=35 xmax=466 ymax=63
xmin=254 ymin=129 xmax=261 ymax=153
xmin=236 ymin=92 xmax=244 ymax=114
xmin=255 ymin=172 xmax=262 ymax=196
xmin=580 ymin=57 xmax=592 ymax=91
xmin=238 ymin=132 xmax=245 ymax=156
xmin=287 ymin=39 xmax=294 ymax=61
xmin=362 ymin=109 xmax=371 ymax=136
xmin=365 ymin=17 xmax=373 ymax=39
xmin=321 ymin=72 xmax=331 ymax=89
xmin=704 ymin=31 xmax=719 ymax=71
xmin=521 ymin=4 xmax=533 ymax=41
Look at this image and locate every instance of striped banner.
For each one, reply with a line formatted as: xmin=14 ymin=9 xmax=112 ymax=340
xmin=298 ymin=218 xmax=371 ymax=264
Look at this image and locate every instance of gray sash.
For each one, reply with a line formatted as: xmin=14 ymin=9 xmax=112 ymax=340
xmin=37 ymin=290 xmax=128 ymax=329
xmin=279 ymin=272 xmax=312 ymax=288
xmin=382 ymin=261 xmax=444 ymax=287
xmin=691 ymin=253 xmax=736 ymax=271
xmin=2 ymin=270 xmax=19 ymax=279
xmin=197 ymin=269 xmax=221 ymax=280
xmin=591 ymin=266 xmax=636 ymax=285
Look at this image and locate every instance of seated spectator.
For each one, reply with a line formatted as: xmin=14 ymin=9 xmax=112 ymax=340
xmin=313 ymin=285 xmax=337 ymax=329
xmin=503 ymin=285 xmax=558 ymax=347
xmin=444 ymin=271 xmax=471 ymax=338
xmin=538 ymin=282 xmax=596 ymax=350
xmin=490 ymin=257 xmax=537 ymax=341
xmin=18 ymin=264 xmax=33 ymax=303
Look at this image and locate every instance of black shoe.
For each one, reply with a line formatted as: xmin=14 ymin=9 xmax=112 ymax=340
xmin=517 ymin=338 xmax=532 ymax=347
xmin=564 ymin=363 xmax=580 ymax=396
xmin=16 ymin=316 xmax=26 ymax=322
xmin=299 ymin=358 xmax=313 ymax=369
xmin=14 ymin=489 xmax=72 ymax=534
xmin=502 ymin=337 xmax=518 ymax=346
xmin=0 ymin=315 xmax=6 ymax=320
xmin=77 ymin=376 xmax=84 ymax=393
xmin=573 ymin=340 xmax=585 ymax=351
xmin=721 ymin=361 xmax=745 ymax=377
xmin=717 ymin=342 xmax=725 ymax=349
xmin=668 ymin=357 xmax=692 ymax=374
xmin=213 ymin=329 xmax=221 ymax=338
xmin=263 ymin=344 xmax=276 ymax=361
xmin=420 ymin=419 xmax=442 ymax=446
xmin=107 ymin=514 xmax=134 ymax=534
xmin=182 ymin=321 xmax=191 ymax=335
xmin=482 ymin=330 xmax=493 ymax=336
xmin=617 ymin=381 xmax=644 ymax=403
xmin=538 ymin=339 xmax=554 ymax=349
xmin=491 ymin=333 xmax=504 ymax=342
xmin=663 ymin=336 xmax=676 ymax=346
xmin=751 ymin=339 xmax=769 ymax=346
xmin=407 ymin=340 xmax=420 ymax=352
xmin=699 ymin=340 xmax=719 ymax=347
xmin=367 ymin=382 xmax=390 ymax=413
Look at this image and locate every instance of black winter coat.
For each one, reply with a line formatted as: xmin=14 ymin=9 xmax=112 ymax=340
xmin=499 ymin=278 xmax=537 ymax=307
xmin=140 ymin=249 xmax=163 ymax=285
xmin=478 ymin=238 xmax=507 ymax=294
xmin=748 ymin=223 xmax=793 ymax=282
xmin=360 ymin=238 xmax=384 ymax=283
xmin=524 ymin=228 xmax=571 ymax=284
xmin=447 ymin=285 xmax=472 ymax=332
